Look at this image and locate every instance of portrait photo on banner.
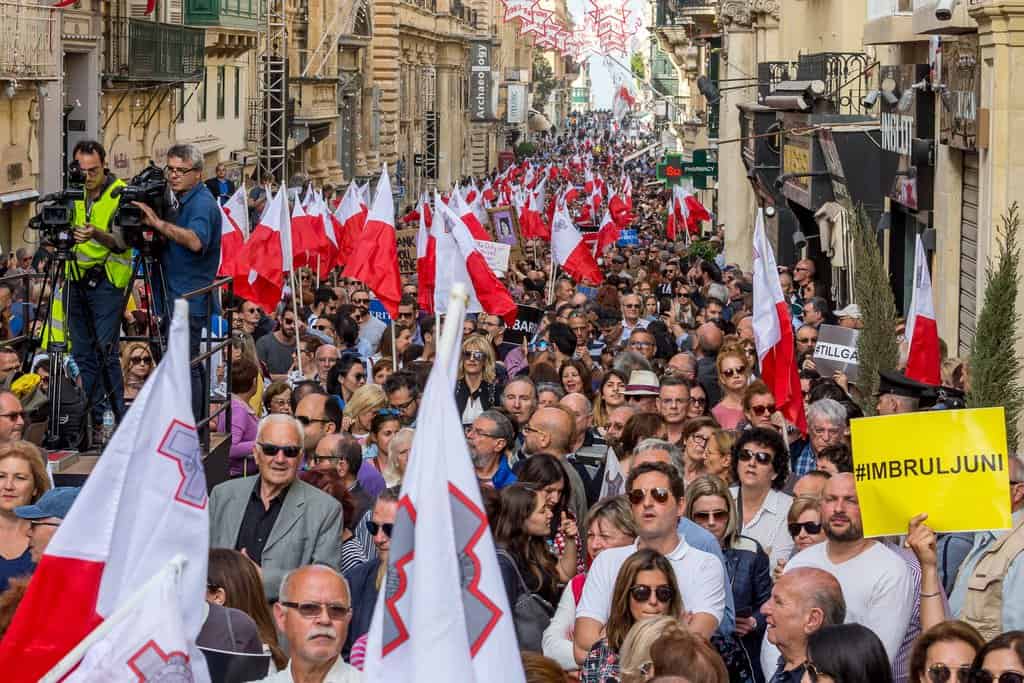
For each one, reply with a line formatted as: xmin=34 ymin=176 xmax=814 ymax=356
xmin=488 ymin=206 xmax=520 ymax=249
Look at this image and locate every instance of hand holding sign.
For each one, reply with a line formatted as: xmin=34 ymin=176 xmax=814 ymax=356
xmin=904 ymin=513 xmax=937 ymax=570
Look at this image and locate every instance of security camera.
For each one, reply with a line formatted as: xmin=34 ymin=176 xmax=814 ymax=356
xmin=765 ymin=205 xmax=777 ymax=219
xmin=862 ymin=90 xmax=880 ymax=109
xmin=935 ymin=0 xmax=958 ymax=21
xmin=792 ymin=230 xmax=808 ymax=250
xmin=882 ymin=89 xmax=899 ymax=105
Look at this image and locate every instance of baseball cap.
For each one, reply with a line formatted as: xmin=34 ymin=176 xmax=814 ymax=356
xmin=15 ymin=486 xmax=81 ymax=520
xmin=834 ymin=303 xmax=862 ymax=319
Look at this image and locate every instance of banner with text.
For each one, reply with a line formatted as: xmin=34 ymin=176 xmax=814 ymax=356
xmin=813 ymin=324 xmax=860 ymax=382
xmin=396 ymin=228 xmax=418 ymax=277
xmin=475 ymin=240 xmax=511 ymax=274
xmin=850 ymin=407 xmax=1013 ymax=537
xmin=470 ymin=42 xmax=494 ymax=122
xmin=503 ymin=305 xmax=543 ymax=345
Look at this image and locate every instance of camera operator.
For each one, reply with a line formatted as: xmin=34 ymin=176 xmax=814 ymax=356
xmin=130 ymin=143 xmax=221 ymax=423
xmin=68 ymin=140 xmax=132 ymax=423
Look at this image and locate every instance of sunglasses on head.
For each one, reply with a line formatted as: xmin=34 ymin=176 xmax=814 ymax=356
xmin=926 ymin=664 xmax=972 ymax=683
xmin=627 ymin=487 xmax=671 ymax=505
xmin=279 ymin=601 xmax=351 ymax=620
xmin=691 ymin=510 xmax=729 ymax=524
xmin=258 ymin=442 xmax=302 ymax=458
xmin=366 ymin=519 xmax=394 ymax=537
xmin=750 ymin=403 xmax=776 ymax=416
xmin=788 ymin=521 xmax=823 ymax=537
xmin=970 ymin=673 xmax=1024 ymax=683
xmin=738 ymin=449 xmax=773 ymax=465
xmin=628 ymin=584 xmax=675 ymax=603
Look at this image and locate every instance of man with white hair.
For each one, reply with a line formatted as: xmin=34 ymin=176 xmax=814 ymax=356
xmin=259 ymin=565 xmax=363 ymax=681
xmin=209 ymin=414 xmax=344 ymax=599
xmin=790 ymin=398 xmax=847 ymax=477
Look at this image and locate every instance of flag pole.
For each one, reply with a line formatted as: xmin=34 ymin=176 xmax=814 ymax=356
xmin=40 ymin=555 xmax=188 ymax=683
xmin=437 ymin=283 xmax=468 ymax=376
xmin=289 ymin=270 xmax=303 ymax=376
xmin=391 ymin=321 xmax=399 ymax=370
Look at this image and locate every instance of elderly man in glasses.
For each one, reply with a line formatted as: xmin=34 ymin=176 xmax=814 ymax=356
xmin=0 ymin=391 xmax=25 ymax=443
xmin=260 ymin=565 xmax=363 ymax=682
xmin=210 ymin=414 xmax=343 ymax=600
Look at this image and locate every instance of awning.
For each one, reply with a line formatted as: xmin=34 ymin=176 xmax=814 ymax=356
xmin=0 ymin=189 xmax=39 ymax=205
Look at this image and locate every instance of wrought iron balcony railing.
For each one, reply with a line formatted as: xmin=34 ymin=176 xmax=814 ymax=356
xmin=105 ymin=17 xmax=205 ymax=82
xmin=0 ymin=1 xmax=59 ymax=80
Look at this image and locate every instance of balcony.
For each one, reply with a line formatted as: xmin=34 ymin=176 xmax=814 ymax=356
xmin=105 ymin=18 xmax=205 ymax=82
xmin=656 ymin=0 xmax=715 ymax=28
xmin=864 ymin=0 xmax=919 ymax=44
xmin=913 ymin=0 xmax=976 ymax=35
xmin=186 ymin=0 xmax=263 ymax=31
xmin=0 ymin=1 xmax=59 ymax=81
xmin=796 ymin=52 xmax=873 ymax=116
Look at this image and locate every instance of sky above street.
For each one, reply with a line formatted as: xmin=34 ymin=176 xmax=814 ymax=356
xmin=566 ymin=0 xmax=648 ymax=109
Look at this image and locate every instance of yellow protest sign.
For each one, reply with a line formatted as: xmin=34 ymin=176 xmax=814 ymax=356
xmin=850 ymin=407 xmax=1013 ymax=538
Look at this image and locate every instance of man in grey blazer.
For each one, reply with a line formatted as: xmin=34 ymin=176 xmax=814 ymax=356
xmin=209 ymin=414 xmax=344 ymax=600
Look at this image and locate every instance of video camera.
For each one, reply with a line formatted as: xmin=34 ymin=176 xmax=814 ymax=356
xmin=113 ymin=162 xmax=169 ymax=252
xmin=29 ymin=161 xmax=86 ymax=253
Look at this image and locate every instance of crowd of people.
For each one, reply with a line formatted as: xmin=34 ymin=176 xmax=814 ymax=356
xmin=0 ymin=114 xmax=1019 ymax=683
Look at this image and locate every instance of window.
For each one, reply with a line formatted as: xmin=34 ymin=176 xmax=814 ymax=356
xmin=216 ymin=65 xmax=226 ymax=119
xmin=197 ymin=71 xmax=207 ymax=122
xmin=234 ymin=66 xmax=241 ymax=119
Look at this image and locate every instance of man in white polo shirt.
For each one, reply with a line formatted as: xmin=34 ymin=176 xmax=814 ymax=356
xmin=573 ymin=461 xmax=726 ymax=663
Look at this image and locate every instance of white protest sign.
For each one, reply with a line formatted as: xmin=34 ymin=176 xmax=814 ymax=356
xmin=475 ymin=240 xmax=511 ymax=274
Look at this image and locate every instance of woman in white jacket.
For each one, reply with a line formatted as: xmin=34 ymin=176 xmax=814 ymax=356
xmin=542 ymin=496 xmax=637 ymax=671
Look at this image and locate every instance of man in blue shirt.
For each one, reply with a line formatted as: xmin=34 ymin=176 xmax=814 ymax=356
xmin=203 ymin=163 xmax=236 ymax=205
xmin=133 ymin=143 xmax=222 ymax=423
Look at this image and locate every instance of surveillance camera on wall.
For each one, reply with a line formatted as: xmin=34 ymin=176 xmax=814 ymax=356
xmin=935 ymin=0 xmax=959 ymax=21
xmin=862 ymin=90 xmax=880 ymax=109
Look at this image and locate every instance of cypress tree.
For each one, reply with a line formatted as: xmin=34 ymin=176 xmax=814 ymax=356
xmin=853 ymin=207 xmax=899 ymax=415
xmin=967 ymin=202 xmax=1024 ymax=453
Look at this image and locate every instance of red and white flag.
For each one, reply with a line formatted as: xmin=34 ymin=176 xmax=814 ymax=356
xmin=233 ymin=186 xmax=288 ymax=313
xmin=217 ymin=187 xmax=248 ymax=277
xmin=343 ymin=165 xmax=402 ymax=318
xmin=364 ymin=302 xmax=524 ymax=683
xmin=290 ymin=195 xmax=325 ymax=269
xmin=416 ymin=194 xmax=436 ymax=314
xmin=552 ymin=206 xmax=603 ymax=284
xmin=752 ymin=209 xmax=806 ymax=434
xmin=449 ymin=188 xmax=491 ymax=241
xmin=0 ymin=300 xmax=210 ymax=683
xmin=680 ymin=182 xmax=711 ymax=233
xmin=435 ymin=198 xmax=517 ymax=326
xmin=904 ymin=233 xmax=941 ymax=385
xmin=334 ymin=181 xmax=368 ymax=268
xmin=595 ymin=208 xmax=620 ymax=256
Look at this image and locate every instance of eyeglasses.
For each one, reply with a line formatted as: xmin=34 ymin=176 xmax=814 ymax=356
xmin=689 ymin=396 xmax=707 ymax=407
xmin=691 ymin=510 xmax=729 ymax=524
xmin=391 ymin=397 xmax=417 ymax=412
xmin=628 ymin=584 xmax=675 ymax=603
xmin=366 ymin=519 xmax=394 ymax=537
xmin=29 ymin=520 xmax=61 ymax=529
xmin=522 ymin=424 xmax=544 ymax=435
xmin=811 ymin=426 xmax=843 ymax=438
xmin=928 ymin=665 xmax=972 ymax=683
xmin=295 ymin=415 xmax=330 ymax=426
xmin=629 ymin=341 xmax=654 ymax=348
xmin=749 ymin=404 xmax=776 ymax=416
xmin=258 ymin=442 xmax=302 ymax=458
xmin=738 ymin=449 xmax=774 ymax=465
xmin=969 ymin=672 xmax=1024 ymax=683
xmin=165 ymin=165 xmax=199 ymax=177
xmin=463 ymin=350 xmax=486 ymax=361
xmin=0 ymin=411 xmax=26 ymax=421
xmin=397 ymin=310 xmax=415 ymax=319
xmin=627 ymin=487 xmax=671 ymax=505
xmin=130 ymin=356 xmax=153 ymax=366
xmin=314 ymin=325 xmax=333 ymax=333
xmin=279 ymin=601 xmax=351 ymax=620
xmin=788 ymin=521 xmax=823 ymax=537
xmin=623 ymin=303 xmax=641 ymax=309
xmin=352 ymin=298 xmax=370 ymax=307
xmin=720 ymin=367 xmax=746 ymax=378
xmin=310 ymin=455 xmax=340 ymax=467
xmin=348 ymin=372 xmax=366 ymax=382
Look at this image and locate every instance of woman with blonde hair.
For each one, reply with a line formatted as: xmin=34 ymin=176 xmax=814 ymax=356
xmin=0 ymin=441 xmax=49 ymax=591
xmin=455 ymin=334 xmax=501 ymax=426
xmin=645 ymin=621 xmax=728 ymax=683
xmin=342 ymin=383 xmax=387 ymax=446
xmin=618 ymin=616 xmax=686 ymax=683
xmin=381 ymin=427 xmax=414 ymax=488
xmin=120 ymin=341 xmax=154 ymax=404
xmin=711 ymin=347 xmax=752 ymax=430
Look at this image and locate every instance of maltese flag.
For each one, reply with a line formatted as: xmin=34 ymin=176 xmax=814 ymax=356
xmin=752 ymin=209 xmax=806 ymax=435
xmin=364 ymin=303 xmax=524 ymax=683
xmin=0 ymin=300 xmax=210 ymax=683
xmin=552 ymin=205 xmax=603 ymax=284
xmin=217 ymin=187 xmax=248 ymax=277
xmin=904 ymin=233 xmax=942 ymax=385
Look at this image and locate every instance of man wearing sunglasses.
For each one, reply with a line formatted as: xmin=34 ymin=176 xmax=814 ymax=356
xmin=761 ymin=568 xmax=846 ymax=683
xmin=574 ymin=461 xmax=727 ymax=664
xmin=350 ymin=289 xmax=386 ymax=355
xmin=343 ymin=487 xmax=400 ymax=659
xmin=209 ymin=414 xmax=343 ymax=600
xmin=267 ymin=565 xmax=361 ymax=682
xmin=619 ymin=293 xmax=647 ymax=345
xmin=0 ymin=391 xmax=26 ymax=444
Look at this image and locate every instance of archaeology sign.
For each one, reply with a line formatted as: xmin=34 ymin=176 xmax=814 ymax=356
xmin=469 ymin=42 xmax=494 ymax=122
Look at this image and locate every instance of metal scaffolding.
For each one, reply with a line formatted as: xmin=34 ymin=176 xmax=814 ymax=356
xmin=258 ymin=0 xmax=288 ymax=183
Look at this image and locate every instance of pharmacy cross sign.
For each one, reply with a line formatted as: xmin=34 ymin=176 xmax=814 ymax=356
xmin=682 ymin=149 xmax=718 ymax=190
xmin=656 ymin=153 xmax=685 ymax=187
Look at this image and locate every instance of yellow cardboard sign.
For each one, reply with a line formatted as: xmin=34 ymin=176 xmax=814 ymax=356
xmin=850 ymin=407 xmax=1013 ymax=538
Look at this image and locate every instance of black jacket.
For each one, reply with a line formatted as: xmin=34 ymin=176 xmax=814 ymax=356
xmin=454 ymin=379 xmax=503 ymax=419
xmin=204 ymin=177 xmax=236 ymax=202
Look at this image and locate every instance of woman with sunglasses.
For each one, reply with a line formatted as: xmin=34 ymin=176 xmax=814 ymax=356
xmin=455 ymin=336 xmax=502 ymax=427
xmin=579 ymin=549 xmax=683 ymax=683
xmin=686 ymin=474 xmax=771 ymax=682
xmin=688 ymin=383 xmax=710 ymax=419
xmin=326 ymin=355 xmax=367 ymax=410
xmin=803 ymin=623 xmax=893 ymax=683
xmin=969 ymin=630 xmax=1024 ymax=683
xmin=262 ymin=381 xmax=292 ymax=416
xmin=679 ymin=417 xmax=730 ymax=487
xmin=120 ymin=341 xmax=155 ymax=406
xmin=785 ymin=495 xmax=826 ymax=559
xmin=741 ymin=380 xmax=780 ymax=432
xmin=594 ymin=370 xmax=628 ymax=435
xmin=361 ymin=410 xmax=401 ymax=475
xmin=730 ymin=427 xmax=794 ymax=574
xmin=712 ymin=347 xmax=752 ymax=430
xmin=908 ymin=621 xmax=985 ymax=683
xmin=543 ymin=496 xmax=637 ymax=671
